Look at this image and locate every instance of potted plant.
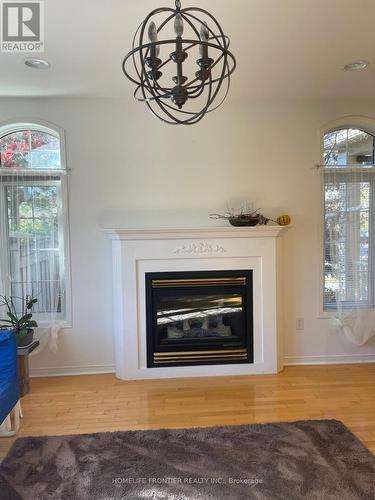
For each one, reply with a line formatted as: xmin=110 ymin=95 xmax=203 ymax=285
xmin=0 ymin=295 xmax=38 ymax=347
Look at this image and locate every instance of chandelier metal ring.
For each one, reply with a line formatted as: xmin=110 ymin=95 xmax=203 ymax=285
xmin=122 ymin=2 xmax=236 ymax=125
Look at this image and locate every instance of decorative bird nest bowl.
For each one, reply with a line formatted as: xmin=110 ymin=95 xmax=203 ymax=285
xmin=228 ymin=215 xmax=260 ymax=227
xmin=210 ymin=207 xmax=272 ymax=227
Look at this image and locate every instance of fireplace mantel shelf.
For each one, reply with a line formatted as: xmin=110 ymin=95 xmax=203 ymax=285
xmin=103 ymin=226 xmax=289 ymax=240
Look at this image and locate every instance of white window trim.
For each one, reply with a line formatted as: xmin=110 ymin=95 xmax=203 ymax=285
xmin=0 ymin=119 xmax=72 ymax=328
xmin=317 ymin=115 xmax=375 ymax=319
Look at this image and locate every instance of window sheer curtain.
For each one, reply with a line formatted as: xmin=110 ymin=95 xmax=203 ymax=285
xmin=0 ymin=170 xmax=66 ymax=354
xmin=0 ymin=127 xmax=68 ymax=355
xmin=323 ymin=128 xmax=375 ymax=346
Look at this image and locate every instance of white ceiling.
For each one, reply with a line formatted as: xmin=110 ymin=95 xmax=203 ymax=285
xmin=1 ymin=0 xmax=375 ymax=100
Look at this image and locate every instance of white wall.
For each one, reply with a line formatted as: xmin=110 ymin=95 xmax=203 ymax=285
xmin=1 ymin=96 xmax=375 ymax=375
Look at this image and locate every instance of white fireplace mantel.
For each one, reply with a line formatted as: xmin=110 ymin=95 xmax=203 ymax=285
xmin=105 ymin=226 xmax=288 ymax=380
xmin=104 ymin=225 xmax=286 ymax=240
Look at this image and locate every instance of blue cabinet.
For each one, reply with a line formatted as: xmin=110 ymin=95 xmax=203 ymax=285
xmin=0 ymin=330 xmax=19 ymax=425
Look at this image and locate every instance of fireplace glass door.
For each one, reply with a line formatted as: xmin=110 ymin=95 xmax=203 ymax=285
xmin=146 ymin=270 xmax=253 ymax=367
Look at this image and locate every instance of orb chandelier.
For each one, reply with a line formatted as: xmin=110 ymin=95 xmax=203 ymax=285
xmin=122 ymin=0 xmax=236 ymax=125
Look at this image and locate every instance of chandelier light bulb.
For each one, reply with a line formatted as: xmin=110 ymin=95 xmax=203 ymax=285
xmin=199 ymin=22 xmax=210 ymax=58
xmin=200 ymin=22 xmax=209 ymax=42
xmin=148 ymin=21 xmax=158 ymax=42
xmin=148 ymin=21 xmax=160 ymax=56
xmin=174 ymin=13 xmax=184 ymax=37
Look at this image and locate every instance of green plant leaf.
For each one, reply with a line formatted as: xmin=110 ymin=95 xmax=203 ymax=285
xmin=18 ymin=313 xmax=33 ymax=324
xmin=27 ymin=320 xmax=38 ymax=328
xmin=6 ymin=311 xmax=19 ymax=324
xmin=26 ymin=298 xmax=38 ymax=309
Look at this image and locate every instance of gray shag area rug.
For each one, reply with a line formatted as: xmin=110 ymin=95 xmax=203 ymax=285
xmin=1 ymin=419 xmax=374 ymax=500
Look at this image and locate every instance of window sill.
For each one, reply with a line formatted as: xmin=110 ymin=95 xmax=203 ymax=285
xmin=318 ymin=312 xmax=334 ymax=320
xmin=35 ymin=321 xmax=72 ymax=330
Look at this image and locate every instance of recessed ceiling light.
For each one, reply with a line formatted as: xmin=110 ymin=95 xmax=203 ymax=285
xmin=24 ymin=58 xmax=50 ymax=70
xmin=343 ymin=60 xmax=369 ymax=71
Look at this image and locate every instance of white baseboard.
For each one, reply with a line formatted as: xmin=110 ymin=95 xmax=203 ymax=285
xmin=29 ymin=355 xmax=375 ymax=378
xmin=30 ymin=364 xmax=115 ymax=377
xmin=284 ymin=354 xmax=375 ymax=365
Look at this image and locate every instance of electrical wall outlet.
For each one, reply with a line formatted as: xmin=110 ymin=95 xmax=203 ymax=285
xmin=296 ymin=318 xmax=304 ymax=331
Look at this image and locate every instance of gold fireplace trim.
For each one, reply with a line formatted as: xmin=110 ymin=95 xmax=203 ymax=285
xmin=154 ymin=348 xmax=248 ymax=364
xmin=152 ymin=277 xmax=247 ymax=288
xmin=155 ymin=349 xmax=247 ymax=356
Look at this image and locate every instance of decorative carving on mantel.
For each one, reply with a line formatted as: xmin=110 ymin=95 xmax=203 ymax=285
xmin=174 ymin=242 xmax=226 ymax=255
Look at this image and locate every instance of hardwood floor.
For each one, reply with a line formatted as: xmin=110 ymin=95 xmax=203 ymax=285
xmin=1 ymin=364 xmax=375 ymax=461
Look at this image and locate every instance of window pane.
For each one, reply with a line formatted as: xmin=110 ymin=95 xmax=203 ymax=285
xmin=5 ymin=182 xmax=65 ymax=315
xmin=30 ymin=131 xmax=59 ymax=151
xmin=324 ymin=180 xmax=370 ymax=307
xmin=0 ymin=129 xmax=61 ymax=169
xmin=33 ymin=186 xmax=58 ymax=217
xmin=0 ymin=131 xmax=30 ymax=152
xmin=1 ymin=151 xmax=30 ymax=169
xmin=31 ymin=150 xmax=61 ymax=169
xmin=324 ymin=129 xmax=374 ymax=167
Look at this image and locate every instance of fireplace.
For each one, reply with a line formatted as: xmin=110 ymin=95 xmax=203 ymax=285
xmin=146 ymin=270 xmax=253 ymax=367
xmin=106 ymin=226 xmax=286 ymax=380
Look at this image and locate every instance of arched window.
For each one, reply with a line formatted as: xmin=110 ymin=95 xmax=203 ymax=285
xmin=324 ymin=128 xmax=374 ymax=167
xmin=0 ymin=128 xmax=62 ymax=169
xmin=323 ymin=127 xmax=375 ymax=311
xmin=0 ymin=123 xmax=71 ymax=324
